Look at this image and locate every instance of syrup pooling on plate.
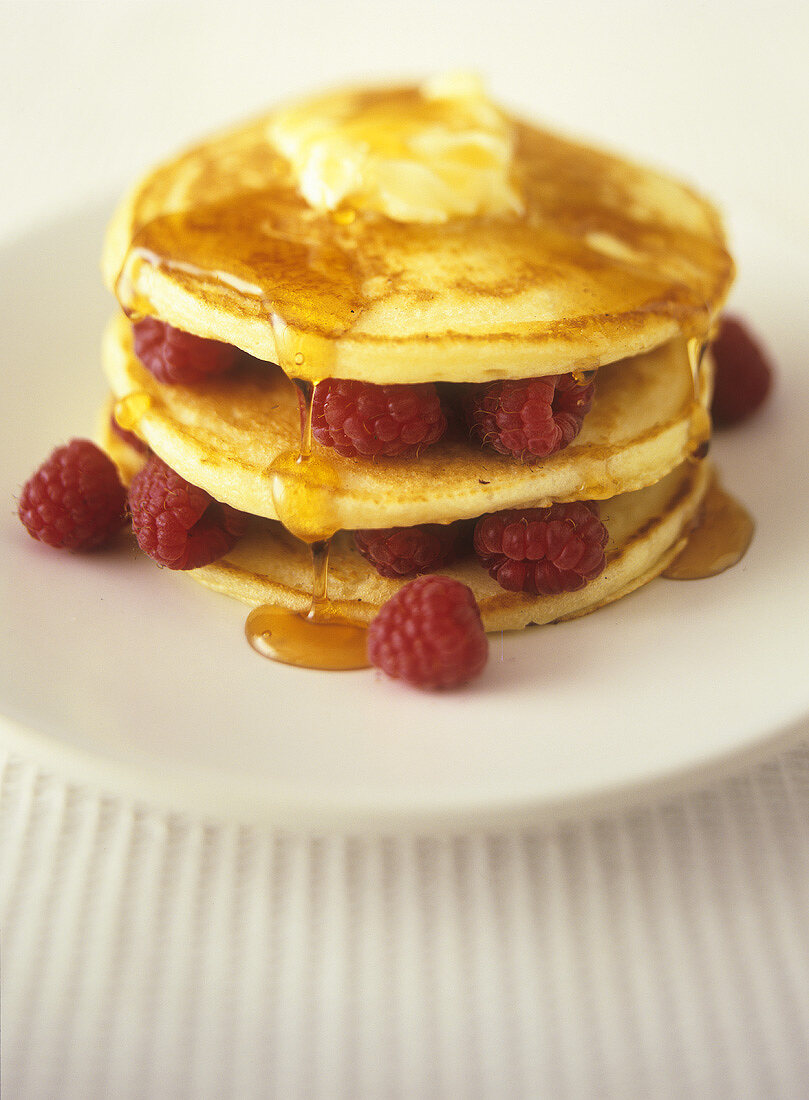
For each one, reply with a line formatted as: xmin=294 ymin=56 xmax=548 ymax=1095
xmin=245 ymin=605 xmax=370 ymax=669
xmin=245 ymin=537 xmax=370 ymax=670
xmin=663 ymin=477 xmax=754 ymax=579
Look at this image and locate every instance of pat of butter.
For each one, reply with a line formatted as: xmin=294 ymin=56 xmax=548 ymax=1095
xmin=268 ymin=74 xmax=523 ymax=224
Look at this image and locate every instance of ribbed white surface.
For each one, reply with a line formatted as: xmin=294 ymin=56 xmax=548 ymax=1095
xmin=3 ymin=748 xmax=809 ymax=1098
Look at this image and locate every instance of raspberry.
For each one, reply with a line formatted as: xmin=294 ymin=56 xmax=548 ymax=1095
xmin=133 ymin=317 xmax=241 ymax=385
xmin=463 ymin=372 xmax=595 ymax=461
xmin=367 ymin=576 xmax=489 ymax=690
xmin=354 ymin=521 xmax=468 ymax=578
xmin=710 ymin=315 xmax=773 ymax=426
xmin=129 ymin=454 xmax=248 ymax=569
xmin=109 ymin=411 xmax=149 ymax=454
xmin=311 ymin=378 xmax=447 ymax=458
xmin=474 ymin=502 xmax=608 ymax=595
xmin=18 ymin=439 xmax=127 ymax=551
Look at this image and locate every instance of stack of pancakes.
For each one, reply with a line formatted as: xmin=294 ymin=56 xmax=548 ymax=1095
xmin=100 ymin=83 xmax=734 ymax=631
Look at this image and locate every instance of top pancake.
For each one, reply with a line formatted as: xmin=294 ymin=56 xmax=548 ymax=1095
xmin=103 ymin=84 xmax=734 ymax=384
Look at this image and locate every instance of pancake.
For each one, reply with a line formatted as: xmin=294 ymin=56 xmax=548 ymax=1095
xmin=100 ymin=415 xmax=711 ymax=631
xmin=99 ymin=78 xmax=736 ymax=650
xmin=102 ymin=83 xmax=734 ymax=385
xmin=103 ymin=312 xmax=712 ymax=533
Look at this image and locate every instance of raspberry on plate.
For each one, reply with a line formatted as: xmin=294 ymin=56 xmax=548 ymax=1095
xmin=129 ymin=454 xmax=248 ymax=570
xmin=311 ymin=378 xmax=447 ymax=458
xmin=474 ymin=502 xmax=608 ymax=595
xmin=463 ymin=372 xmax=596 ymax=461
xmin=367 ymin=575 xmax=489 ymax=690
xmin=353 ymin=521 xmax=468 ymax=578
xmin=133 ymin=317 xmax=241 ymax=385
xmin=710 ymin=315 xmax=773 ymax=426
xmin=18 ymin=439 xmax=128 ymax=551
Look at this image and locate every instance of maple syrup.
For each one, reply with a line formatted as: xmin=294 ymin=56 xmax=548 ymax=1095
xmin=663 ymin=478 xmax=754 ymax=580
xmin=113 ymin=391 xmax=152 ymax=432
xmin=245 ymin=535 xmax=368 ymax=670
xmin=111 ymin=86 xmax=734 ymax=389
xmin=269 ymin=451 xmax=341 ymax=543
xmin=245 ymin=604 xmax=369 ymax=669
xmin=254 ymin=384 xmax=369 ymax=669
xmin=332 ymin=207 xmax=357 ymax=226
xmin=571 ymin=368 xmax=597 ymax=387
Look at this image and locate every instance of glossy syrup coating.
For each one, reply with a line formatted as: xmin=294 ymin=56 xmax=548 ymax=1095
xmin=104 ymin=85 xmax=734 ymax=386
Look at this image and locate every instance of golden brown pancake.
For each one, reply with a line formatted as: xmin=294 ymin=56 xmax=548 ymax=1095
xmin=102 ymin=84 xmax=733 ymax=385
xmin=100 ymin=414 xmax=711 ymax=631
xmin=99 ymin=80 xmax=732 ymax=633
xmin=102 ymin=313 xmax=712 ymax=533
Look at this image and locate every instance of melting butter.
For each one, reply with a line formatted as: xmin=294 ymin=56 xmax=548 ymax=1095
xmin=268 ymin=74 xmax=523 ymax=224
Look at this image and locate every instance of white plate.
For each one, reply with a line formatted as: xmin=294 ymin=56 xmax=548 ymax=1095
xmin=1 ymin=203 xmax=808 ymax=832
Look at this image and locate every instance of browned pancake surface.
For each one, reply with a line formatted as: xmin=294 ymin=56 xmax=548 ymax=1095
xmin=103 ymin=86 xmax=733 ymax=383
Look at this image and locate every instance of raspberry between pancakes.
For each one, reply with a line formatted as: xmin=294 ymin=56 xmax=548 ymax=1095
xmin=133 ymin=317 xmax=242 ymax=385
xmin=474 ymin=503 xmax=608 ymax=595
xmin=353 ymin=522 xmax=469 ymax=578
xmin=311 ymin=378 xmax=448 ymax=458
xmin=463 ymin=373 xmax=596 ymax=461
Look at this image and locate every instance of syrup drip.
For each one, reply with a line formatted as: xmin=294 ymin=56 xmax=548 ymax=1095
xmin=114 ymin=391 xmax=153 ymax=431
xmin=571 ymin=368 xmax=597 ymax=386
xmin=269 ymin=381 xmax=341 ymax=543
xmin=686 ymin=334 xmax=711 ymax=463
xmin=247 ymin=382 xmax=370 ymax=670
xmin=245 ymin=539 xmax=369 ymax=670
xmin=663 ymin=478 xmax=754 ymax=580
xmin=332 ymin=207 xmax=357 ymax=226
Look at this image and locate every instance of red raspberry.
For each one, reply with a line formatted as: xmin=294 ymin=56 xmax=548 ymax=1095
xmin=464 ymin=372 xmax=595 ymax=461
xmin=128 ymin=454 xmax=248 ymax=569
xmin=367 ymin=576 xmax=489 ymax=690
xmin=353 ymin=521 xmax=468 ymax=578
xmin=474 ymin=502 xmax=608 ymax=595
xmin=311 ymin=378 xmax=447 ymax=458
xmin=18 ymin=439 xmax=127 ymax=551
xmin=133 ymin=317 xmax=241 ymax=385
xmin=710 ymin=315 xmax=773 ymax=426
